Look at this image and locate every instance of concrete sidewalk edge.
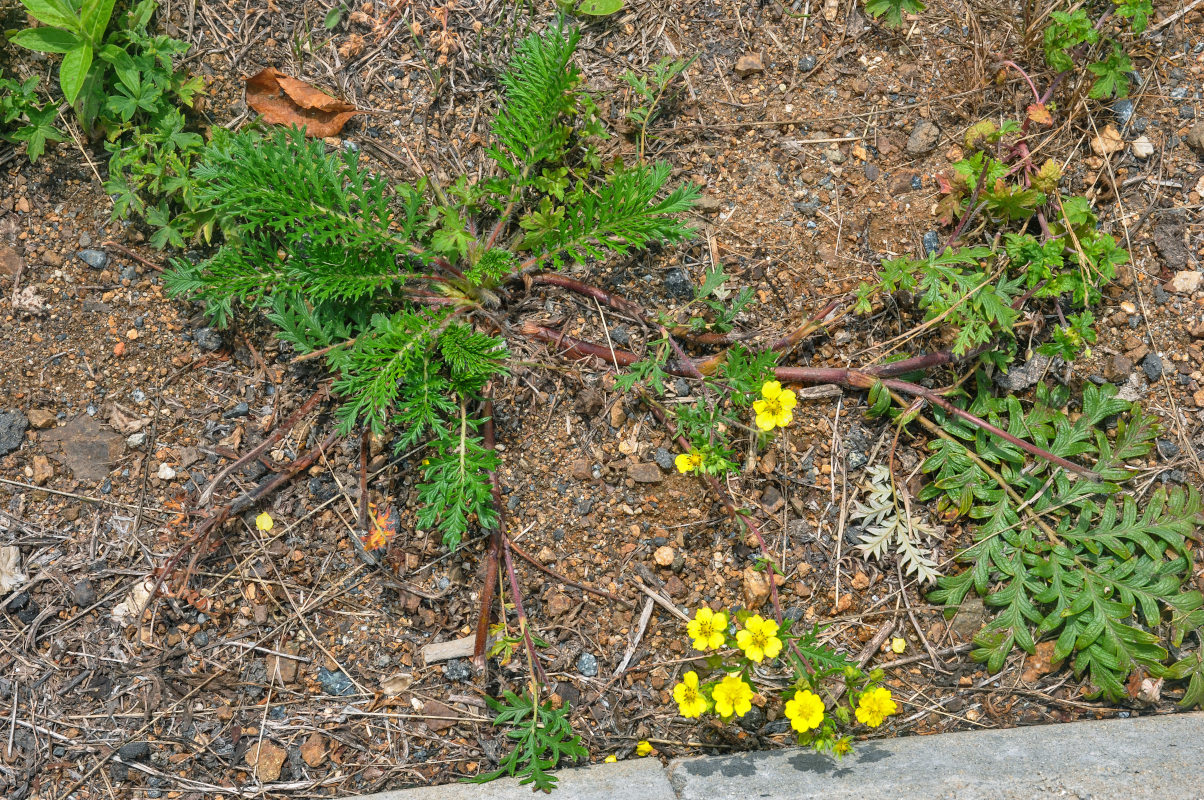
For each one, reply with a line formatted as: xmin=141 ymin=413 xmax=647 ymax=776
xmin=351 ymin=711 xmax=1204 ymax=800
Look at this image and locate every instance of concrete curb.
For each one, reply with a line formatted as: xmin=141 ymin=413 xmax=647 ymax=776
xmin=353 ymin=712 xmax=1204 ymax=800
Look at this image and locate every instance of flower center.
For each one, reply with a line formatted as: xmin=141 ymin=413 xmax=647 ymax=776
xmin=698 ymin=620 xmax=715 ymax=637
xmin=751 ymin=630 xmax=768 ymax=648
xmin=764 ymin=397 xmax=783 ymax=415
xmin=683 ymin=686 xmax=698 ymax=702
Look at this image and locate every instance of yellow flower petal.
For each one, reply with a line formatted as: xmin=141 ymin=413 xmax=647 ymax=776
xmin=605 ymin=754 xmax=618 ymax=763
xmin=773 ymin=409 xmax=793 ymax=428
xmin=675 ymin=453 xmax=693 ymax=473
xmin=779 ymin=389 xmax=797 ymax=411
xmin=636 ymin=741 xmax=654 ymax=757
xmin=890 ymin=637 xmax=906 ymax=654
xmin=761 ymin=380 xmax=782 ymax=400
xmin=752 ymin=399 xmax=768 ymax=414
xmin=785 ymin=690 xmax=825 ymax=733
xmin=755 ymin=412 xmax=777 ymax=432
xmin=255 ymin=512 xmax=273 ymax=532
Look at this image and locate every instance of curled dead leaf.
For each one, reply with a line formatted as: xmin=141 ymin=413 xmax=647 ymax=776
xmin=245 ymin=68 xmax=360 ymax=137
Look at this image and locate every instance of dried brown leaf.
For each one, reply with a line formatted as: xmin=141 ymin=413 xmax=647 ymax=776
xmin=245 ymin=68 xmax=360 ymax=137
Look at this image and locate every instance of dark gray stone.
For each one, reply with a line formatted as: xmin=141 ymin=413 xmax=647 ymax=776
xmin=0 ymin=410 xmax=28 ymax=456
xmin=798 ymin=55 xmax=817 ymax=72
xmin=577 ymin=652 xmax=598 ymax=677
xmin=317 ymin=667 xmax=355 ymax=696
xmin=1141 ymin=353 xmax=1163 ymax=381
xmin=442 ymin=659 xmax=472 ymax=683
xmin=664 ymin=268 xmax=694 ymax=300
xmin=1112 ymin=98 xmax=1134 ymax=127
xmin=118 ymin=741 xmax=150 ymax=761
xmin=922 ymin=231 xmax=941 ymax=257
xmin=223 ymin=402 xmax=250 ymax=419
xmin=71 ymin=579 xmax=96 ymax=607
xmin=76 ymin=249 xmax=109 ymax=269
xmin=654 ymin=447 xmax=675 ymax=470
xmin=1156 ymin=439 xmax=1179 ymax=460
xmin=193 ymin=327 xmax=223 ymax=352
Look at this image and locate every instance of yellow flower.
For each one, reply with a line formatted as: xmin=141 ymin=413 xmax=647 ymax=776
xmin=636 ymin=740 xmax=654 ymax=757
xmin=712 ymin=674 xmax=753 ymax=718
xmin=735 ymin=614 xmax=783 ymax=662
xmin=675 ymin=450 xmax=704 ymax=474
xmin=604 ymin=754 xmax=618 ymax=763
xmin=833 ymin=737 xmax=853 ymax=757
xmin=855 ymin=687 xmax=897 ymax=728
xmin=752 ymin=380 xmax=797 ymax=432
xmin=890 ymin=637 xmax=906 ymax=654
xmin=255 ymin=512 xmax=273 ymax=532
xmin=673 ymin=671 xmax=708 ymax=718
xmin=784 ymin=689 xmax=825 ymax=733
xmin=686 ymin=607 xmax=728 ymax=651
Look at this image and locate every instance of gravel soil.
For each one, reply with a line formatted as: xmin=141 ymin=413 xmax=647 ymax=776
xmin=2 ymin=1 xmax=1203 ymax=798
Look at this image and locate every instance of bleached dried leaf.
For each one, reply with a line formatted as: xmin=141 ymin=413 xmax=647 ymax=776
xmin=112 ymin=578 xmax=156 ymax=626
xmin=0 ymin=546 xmax=27 ymax=593
xmin=852 ymin=465 xmax=943 ymax=584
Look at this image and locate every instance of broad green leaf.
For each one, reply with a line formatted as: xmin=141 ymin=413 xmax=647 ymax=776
xmin=10 ymin=26 xmax=80 ymax=53
xmin=19 ymin=0 xmax=80 ymax=30
xmin=324 ymin=4 xmax=344 ymax=29
xmin=576 ymin=0 xmax=623 ymax=14
xmin=80 ymin=0 xmax=117 ymax=44
xmin=59 ymin=42 xmax=93 ymax=105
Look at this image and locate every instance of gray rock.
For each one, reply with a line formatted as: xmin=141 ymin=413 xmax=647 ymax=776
xmin=995 ymin=353 xmax=1052 ymax=392
xmin=905 ymin=120 xmax=940 ymax=155
xmin=922 ymin=231 xmax=941 ymax=257
xmin=193 ymin=327 xmax=223 ymax=352
xmin=577 ymin=652 xmax=599 ymax=677
xmin=1112 ymin=98 xmax=1134 ymax=127
xmin=798 ymin=54 xmax=817 ymax=72
xmin=316 ymin=667 xmax=355 ymax=695
xmin=193 ymin=630 xmax=209 ymax=647
xmin=574 ymin=497 xmax=594 ymax=516
xmin=71 ymin=579 xmax=96 ymax=607
xmin=1155 ymin=439 xmax=1179 ymax=460
xmin=118 ymin=741 xmax=150 ymax=761
xmin=664 ymin=268 xmax=694 ymax=300
xmin=1141 ymin=353 xmax=1163 ymax=382
xmin=654 ymin=447 xmax=676 ymax=470
xmin=76 ymin=249 xmax=109 ymax=269
xmin=223 ymin=401 xmax=250 ymax=419
xmin=0 ymin=410 xmax=28 ymax=456
xmin=610 ymin=325 xmax=631 ymax=347
xmin=442 ymin=659 xmax=472 ymax=683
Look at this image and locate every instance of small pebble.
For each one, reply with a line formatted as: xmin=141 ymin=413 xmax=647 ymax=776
xmin=442 ymin=659 xmax=472 ymax=683
xmin=193 ymin=328 xmax=223 ymax=352
xmin=223 ymin=401 xmax=250 ymax=419
xmin=1141 ymin=353 xmax=1163 ymax=382
xmin=922 ymin=231 xmax=942 ymax=257
xmin=653 ymin=447 xmax=675 ymax=470
xmin=76 ymin=249 xmax=109 ymax=269
xmin=316 ymin=667 xmax=355 ymax=695
xmin=157 ymin=463 xmax=177 ymax=481
xmin=577 ymin=652 xmax=599 ymax=677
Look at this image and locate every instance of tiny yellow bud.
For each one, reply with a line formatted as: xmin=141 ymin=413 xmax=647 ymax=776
xmin=255 ymin=512 xmax=273 ymax=532
xmin=636 ymin=740 xmax=654 ymax=757
xmin=604 ymin=754 xmax=618 ymax=763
